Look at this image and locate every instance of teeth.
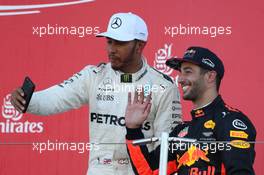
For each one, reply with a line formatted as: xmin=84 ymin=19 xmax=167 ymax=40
xmin=182 ymin=86 xmax=189 ymax=92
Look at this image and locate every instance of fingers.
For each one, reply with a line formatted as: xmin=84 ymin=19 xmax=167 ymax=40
xmin=145 ymin=92 xmax=152 ymax=104
xmin=10 ymin=88 xmax=26 ymax=113
xmin=132 ymin=88 xmax=151 ymax=104
xmin=138 ymin=87 xmax=144 ymax=104
xmin=133 ymin=89 xmax=138 ymax=103
xmin=16 ymin=88 xmax=26 ymax=104
xmin=143 ymin=93 xmax=152 ymax=115
xmin=17 ymin=88 xmax=24 ymax=97
xmin=143 ymin=103 xmax=152 ymax=116
xmin=11 ymin=98 xmax=24 ymax=113
xmin=127 ymin=92 xmax=131 ymax=105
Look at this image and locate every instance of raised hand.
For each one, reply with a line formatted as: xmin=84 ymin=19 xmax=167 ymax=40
xmin=125 ymin=89 xmax=152 ymax=128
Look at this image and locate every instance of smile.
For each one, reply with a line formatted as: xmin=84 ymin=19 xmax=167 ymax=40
xmin=182 ymin=85 xmax=190 ymax=93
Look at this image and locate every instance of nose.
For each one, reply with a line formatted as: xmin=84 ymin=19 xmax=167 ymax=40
xmin=177 ymin=74 xmax=186 ymax=85
xmin=108 ymin=42 xmax=117 ymax=54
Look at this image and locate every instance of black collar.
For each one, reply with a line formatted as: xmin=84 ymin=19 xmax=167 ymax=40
xmin=191 ymin=95 xmax=224 ymax=120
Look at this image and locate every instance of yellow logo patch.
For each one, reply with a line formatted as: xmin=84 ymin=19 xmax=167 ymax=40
xmin=230 ymin=140 xmax=250 ymax=149
xmin=204 ymin=120 xmax=215 ymax=129
xmin=230 ymin=130 xmax=248 ymax=139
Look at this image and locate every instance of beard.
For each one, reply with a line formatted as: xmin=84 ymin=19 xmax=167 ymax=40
xmin=183 ymin=79 xmax=205 ymax=101
xmin=110 ymin=42 xmax=137 ymax=71
xmin=110 ymin=57 xmax=122 ymax=70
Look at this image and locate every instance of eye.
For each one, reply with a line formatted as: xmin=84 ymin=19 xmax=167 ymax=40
xmin=115 ymin=40 xmax=128 ymax=46
xmin=107 ymin=39 xmax=112 ymax=44
xmin=185 ymin=70 xmax=192 ymax=74
xmin=182 ymin=69 xmax=192 ymax=74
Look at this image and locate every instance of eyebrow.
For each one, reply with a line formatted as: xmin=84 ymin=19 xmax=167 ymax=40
xmin=182 ymin=66 xmax=193 ymax=71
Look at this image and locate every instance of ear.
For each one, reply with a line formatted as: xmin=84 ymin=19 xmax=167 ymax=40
xmin=206 ymin=71 xmax=217 ymax=84
xmin=136 ymin=41 xmax=146 ymax=54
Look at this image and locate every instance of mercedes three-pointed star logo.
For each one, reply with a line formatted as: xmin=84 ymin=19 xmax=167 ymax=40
xmin=111 ymin=17 xmax=122 ymax=29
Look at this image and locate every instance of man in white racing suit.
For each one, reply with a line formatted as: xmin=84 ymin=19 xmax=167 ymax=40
xmin=11 ymin=12 xmax=182 ymax=175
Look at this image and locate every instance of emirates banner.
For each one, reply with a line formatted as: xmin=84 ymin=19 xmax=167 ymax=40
xmin=0 ymin=0 xmax=263 ymax=174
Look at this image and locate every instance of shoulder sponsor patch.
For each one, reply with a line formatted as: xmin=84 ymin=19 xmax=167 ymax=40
xmin=230 ymin=140 xmax=250 ymax=149
xmin=232 ymin=119 xmax=247 ymax=130
xmin=230 ymin=130 xmax=248 ymax=139
xmin=204 ymin=120 xmax=215 ymax=129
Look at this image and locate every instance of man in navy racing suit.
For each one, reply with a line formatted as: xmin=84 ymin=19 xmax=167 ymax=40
xmin=125 ymin=46 xmax=256 ymax=175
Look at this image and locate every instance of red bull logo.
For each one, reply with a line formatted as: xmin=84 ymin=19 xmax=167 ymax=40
xmin=177 ymin=145 xmax=210 ymax=169
xmin=190 ymin=166 xmax=215 ymax=175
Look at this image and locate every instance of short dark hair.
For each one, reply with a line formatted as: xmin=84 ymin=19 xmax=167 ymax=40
xmin=200 ymin=67 xmax=222 ymax=92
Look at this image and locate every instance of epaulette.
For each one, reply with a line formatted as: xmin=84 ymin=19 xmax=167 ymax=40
xmin=92 ymin=62 xmax=106 ymax=74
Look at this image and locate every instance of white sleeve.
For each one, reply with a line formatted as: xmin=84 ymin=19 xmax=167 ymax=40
xmin=153 ymin=84 xmax=182 ymax=137
xmin=27 ymin=66 xmax=93 ymax=116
